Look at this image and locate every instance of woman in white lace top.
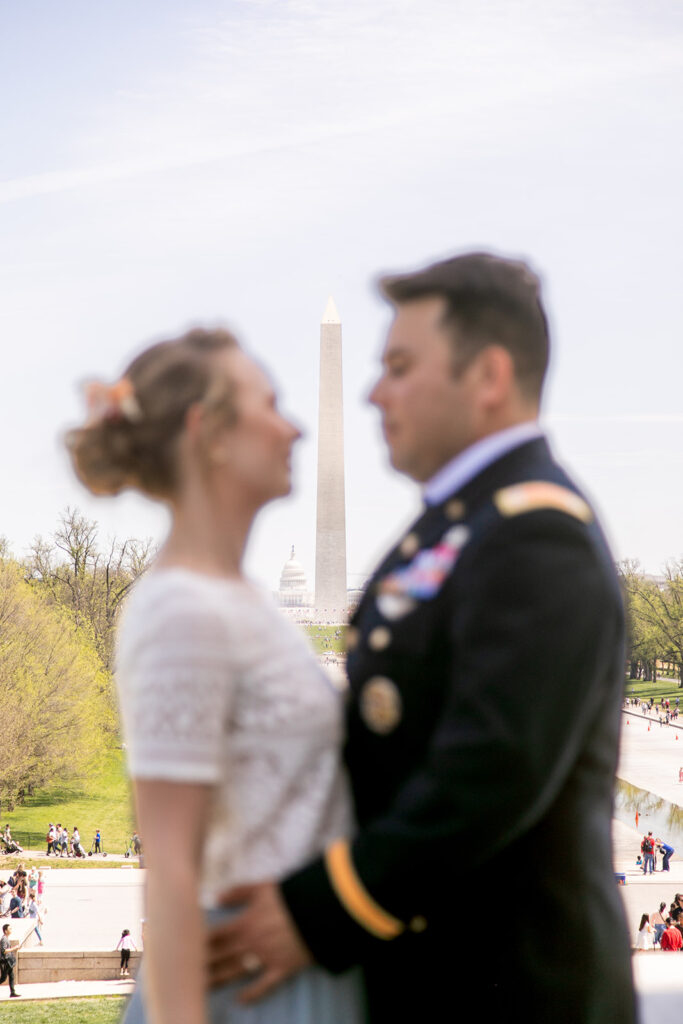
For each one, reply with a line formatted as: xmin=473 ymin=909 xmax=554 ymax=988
xmin=67 ymin=328 xmax=364 ymax=1024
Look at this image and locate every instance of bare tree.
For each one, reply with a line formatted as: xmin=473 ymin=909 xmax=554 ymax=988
xmin=26 ymin=507 xmax=155 ymax=669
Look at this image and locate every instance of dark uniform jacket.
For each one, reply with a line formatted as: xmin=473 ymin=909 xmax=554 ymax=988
xmin=281 ymin=437 xmax=636 ymax=1023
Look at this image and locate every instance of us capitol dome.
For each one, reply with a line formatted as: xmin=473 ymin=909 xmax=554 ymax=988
xmin=277 ymin=546 xmax=313 ymax=609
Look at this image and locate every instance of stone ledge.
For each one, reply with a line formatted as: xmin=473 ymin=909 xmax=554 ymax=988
xmin=18 ymin=949 xmax=141 ymax=984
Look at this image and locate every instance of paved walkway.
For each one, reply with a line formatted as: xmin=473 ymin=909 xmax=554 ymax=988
xmin=19 ymin=866 xmax=145 ymax=951
xmin=3 ymin=707 xmax=683 ymax=1016
xmin=618 ymin=708 xmax=683 ymax=806
xmin=0 ymin=978 xmax=135 ymax=1002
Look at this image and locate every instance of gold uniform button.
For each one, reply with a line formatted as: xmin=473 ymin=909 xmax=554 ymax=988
xmin=410 ymin=916 xmax=428 ymax=932
xmin=368 ymin=626 xmax=391 ymax=652
xmin=346 ymin=626 xmax=360 ymax=652
xmin=445 ymin=498 xmax=466 ymax=521
xmin=399 ymin=532 xmax=420 ymax=558
xmin=360 ymin=677 xmax=403 ymax=734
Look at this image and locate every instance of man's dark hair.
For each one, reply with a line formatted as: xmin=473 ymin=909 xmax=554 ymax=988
xmin=379 ymin=251 xmax=550 ymax=400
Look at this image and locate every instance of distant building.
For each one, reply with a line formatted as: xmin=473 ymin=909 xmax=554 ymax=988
xmin=277 ymin=298 xmax=351 ymax=625
xmin=275 ymin=547 xmax=367 ymax=624
xmin=314 ymin=297 xmax=347 ymax=621
xmin=277 ymin=546 xmax=313 ymax=608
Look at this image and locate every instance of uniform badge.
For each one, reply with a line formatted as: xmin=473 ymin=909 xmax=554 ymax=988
xmin=376 ymin=592 xmax=418 ymax=621
xmin=376 ymin=524 xmax=470 ymax=619
xmin=360 ymin=676 xmax=403 ymax=734
xmin=494 ymin=481 xmax=592 ymax=523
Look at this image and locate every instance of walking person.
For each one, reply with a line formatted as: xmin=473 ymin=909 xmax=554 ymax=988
xmin=72 ymin=827 xmax=85 ymax=858
xmin=117 ymin=929 xmax=137 ymax=976
xmin=0 ymin=924 xmax=20 ymax=997
xmin=26 ymin=897 xmax=44 ymax=945
xmin=67 ymin=327 xmax=365 ymax=1024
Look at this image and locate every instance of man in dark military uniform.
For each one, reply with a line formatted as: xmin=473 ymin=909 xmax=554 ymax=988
xmin=208 ymin=253 xmax=636 ymax=1023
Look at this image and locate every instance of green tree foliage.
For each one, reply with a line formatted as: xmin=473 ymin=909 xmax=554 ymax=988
xmin=0 ymin=559 xmax=111 ymax=812
xmin=619 ymin=560 xmax=683 ymax=684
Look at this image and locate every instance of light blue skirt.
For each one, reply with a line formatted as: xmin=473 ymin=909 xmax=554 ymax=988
xmin=122 ymin=909 xmax=366 ymax=1024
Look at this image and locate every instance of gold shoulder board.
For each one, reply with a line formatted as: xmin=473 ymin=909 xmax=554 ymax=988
xmin=494 ymin=481 xmax=592 ymax=523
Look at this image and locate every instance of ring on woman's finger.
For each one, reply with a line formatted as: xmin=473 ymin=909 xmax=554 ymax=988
xmin=241 ymin=953 xmax=262 ymax=973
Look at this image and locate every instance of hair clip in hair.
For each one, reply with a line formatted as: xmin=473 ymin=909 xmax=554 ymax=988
xmin=85 ymin=378 xmax=142 ymax=425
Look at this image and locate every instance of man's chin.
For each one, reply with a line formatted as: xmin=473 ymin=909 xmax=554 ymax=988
xmin=386 ymin=449 xmax=421 ymax=482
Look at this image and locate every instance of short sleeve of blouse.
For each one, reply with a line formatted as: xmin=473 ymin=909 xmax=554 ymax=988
xmin=116 ymin=574 xmax=236 ymax=785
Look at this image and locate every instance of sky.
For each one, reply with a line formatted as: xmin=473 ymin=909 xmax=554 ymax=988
xmin=1 ymin=0 xmax=682 ymax=590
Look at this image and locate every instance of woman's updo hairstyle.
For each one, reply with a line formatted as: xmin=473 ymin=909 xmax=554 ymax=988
xmin=67 ymin=327 xmax=239 ymax=498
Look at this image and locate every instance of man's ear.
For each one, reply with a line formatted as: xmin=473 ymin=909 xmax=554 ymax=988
xmin=475 ymin=345 xmax=515 ymax=409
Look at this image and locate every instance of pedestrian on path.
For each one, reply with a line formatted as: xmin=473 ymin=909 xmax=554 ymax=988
xmin=634 ymin=914 xmax=653 ymax=951
xmin=26 ymin=897 xmax=44 ymax=945
xmin=656 ymin=838 xmax=674 ymax=871
xmin=116 ymin=929 xmax=137 ymax=977
xmin=0 ymin=924 xmax=20 ymax=997
xmin=37 ymin=871 xmax=45 ymax=906
xmin=660 ymin=920 xmax=683 ymax=951
xmin=72 ymin=827 xmax=85 ymax=858
xmin=652 ymin=903 xmax=668 ymax=946
xmin=641 ymin=832 xmax=656 ymax=874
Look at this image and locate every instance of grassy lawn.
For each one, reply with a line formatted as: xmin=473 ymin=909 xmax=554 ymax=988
xmin=624 ymin=678 xmax=683 ymax=705
xmin=304 ymin=624 xmax=347 ymax=655
xmin=4 ymin=631 xmax=345 ymax=859
xmin=3 ymin=748 xmax=135 ymax=856
xmin=0 ymin=997 xmax=126 ymax=1023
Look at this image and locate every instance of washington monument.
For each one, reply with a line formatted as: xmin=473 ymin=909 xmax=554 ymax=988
xmin=314 ymin=296 xmax=347 ymax=618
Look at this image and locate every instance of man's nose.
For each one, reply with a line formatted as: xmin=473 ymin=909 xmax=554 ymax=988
xmin=368 ymin=375 xmax=385 ymax=407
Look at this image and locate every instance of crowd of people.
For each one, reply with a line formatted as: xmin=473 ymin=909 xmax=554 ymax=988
xmin=45 ymin=823 xmax=93 ymax=858
xmin=1 ymin=823 xmax=109 ymax=859
xmin=623 ymin=696 xmax=681 ymax=724
xmin=634 ymin=894 xmax=683 ymax=952
xmin=0 ymin=864 xmax=46 ymax=943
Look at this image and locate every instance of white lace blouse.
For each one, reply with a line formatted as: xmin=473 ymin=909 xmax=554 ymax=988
xmin=115 ymin=568 xmax=352 ymax=906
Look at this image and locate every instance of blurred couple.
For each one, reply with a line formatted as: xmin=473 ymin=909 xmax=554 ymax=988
xmin=68 ymin=252 xmax=636 ymax=1024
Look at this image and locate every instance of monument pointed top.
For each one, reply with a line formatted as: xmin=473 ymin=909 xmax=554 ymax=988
xmin=322 ymin=295 xmax=341 ymax=324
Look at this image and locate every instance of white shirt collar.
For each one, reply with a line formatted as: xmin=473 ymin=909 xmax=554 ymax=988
xmin=422 ymin=422 xmax=543 ymax=506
